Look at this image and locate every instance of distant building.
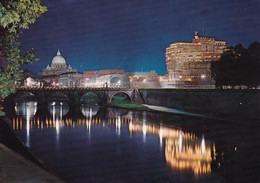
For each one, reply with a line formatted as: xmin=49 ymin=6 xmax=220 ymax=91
xmin=82 ymin=69 xmax=129 ymax=87
xmin=83 ymin=69 xmax=160 ymax=88
xmin=24 ymin=77 xmax=41 ymax=87
xmin=38 ymin=49 xmax=77 ymax=85
xmin=129 ymin=70 xmax=160 ymax=88
xmin=83 ymin=73 xmax=130 ymax=88
xmin=59 ymin=72 xmax=84 ymax=87
xmin=161 ymin=31 xmax=227 ymax=88
xmin=83 ymin=69 xmax=125 ymax=77
xmin=84 ymin=70 xmax=160 ymax=89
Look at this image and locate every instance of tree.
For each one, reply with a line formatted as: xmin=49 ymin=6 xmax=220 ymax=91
xmin=211 ymin=43 xmax=260 ymax=89
xmin=211 ymin=47 xmax=237 ymax=88
xmin=248 ymin=41 xmax=260 ymax=87
xmin=0 ymin=0 xmax=47 ymax=115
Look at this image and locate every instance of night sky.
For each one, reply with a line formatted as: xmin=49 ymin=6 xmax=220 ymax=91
xmin=20 ymin=0 xmax=260 ymax=75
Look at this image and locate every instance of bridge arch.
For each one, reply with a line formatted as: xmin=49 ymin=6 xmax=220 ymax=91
xmin=80 ymin=92 xmax=101 ymax=105
xmin=110 ymin=91 xmax=132 ymax=103
xmin=14 ymin=91 xmax=37 ymax=102
xmin=48 ymin=92 xmax=69 ymax=102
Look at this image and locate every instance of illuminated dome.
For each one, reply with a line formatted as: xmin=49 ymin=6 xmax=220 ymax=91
xmin=40 ymin=48 xmax=77 ymax=77
xmin=51 ymin=49 xmax=66 ymax=67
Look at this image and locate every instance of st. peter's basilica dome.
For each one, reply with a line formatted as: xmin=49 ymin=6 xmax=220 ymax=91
xmin=51 ymin=49 xmax=66 ymax=67
xmin=39 ymin=49 xmax=77 ymax=77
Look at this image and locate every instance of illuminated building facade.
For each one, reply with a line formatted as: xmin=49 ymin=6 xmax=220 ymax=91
xmin=82 ymin=69 xmax=128 ymax=87
xmin=83 ymin=73 xmax=130 ymax=87
xmin=59 ymin=72 xmax=84 ymax=87
xmin=161 ymin=31 xmax=227 ymax=88
xmin=83 ymin=69 xmax=125 ymax=77
xmin=129 ymin=70 xmax=160 ymax=88
xmin=83 ymin=69 xmax=160 ymax=88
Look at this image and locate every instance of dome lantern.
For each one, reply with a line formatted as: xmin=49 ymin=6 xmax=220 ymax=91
xmin=57 ymin=48 xmax=61 ymax=56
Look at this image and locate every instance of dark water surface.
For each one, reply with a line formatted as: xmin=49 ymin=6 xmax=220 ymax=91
xmin=5 ymin=101 xmax=259 ymax=183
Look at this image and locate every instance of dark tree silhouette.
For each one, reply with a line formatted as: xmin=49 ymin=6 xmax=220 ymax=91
xmin=211 ymin=43 xmax=260 ymax=89
xmin=248 ymin=42 xmax=260 ymax=87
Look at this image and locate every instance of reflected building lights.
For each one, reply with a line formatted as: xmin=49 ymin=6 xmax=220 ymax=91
xmin=81 ymin=105 xmax=99 ymax=118
xmin=129 ymin=122 xmax=212 ymax=177
xmin=14 ymin=101 xmax=38 ymax=147
xmin=142 ymin=112 xmax=147 ymax=143
xmin=55 ymin=118 xmax=60 ymax=143
xmin=12 ymin=104 xmax=215 ymax=177
xmin=165 ymin=138 xmax=212 ymax=176
xmin=52 ymin=103 xmax=55 ymax=125
xmin=86 ymin=119 xmax=91 ymax=132
xmin=55 ymin=104 xmax=63 ymax=143
xmin=159 ymin=126 xmax=163 ymax=148
xmin=178 ymin=134 xmax=183 ymax=152
xmin=26 ymin=106 xmax=30 ymax=147
xmin=116 ymin=115 xmax=121 ymax=136
xmin=90 ymin=108 xmax=92 ymax=118
xmin=41 ymin=120 xmax=43 ymax=129
xmin=201 ymin=135 xmax=205 ymax=155
xmin=129 ymin=119 xmax=133 ymax=137
xmin=88 ymin=108 xmax=92 ymax=133
xmin=81 ymin=107 xmax=94 ymax=132
xmin=142 ymin=122 xmax=147 ymax=142
xmin=60 ymin=104 xmax=63 ymax=120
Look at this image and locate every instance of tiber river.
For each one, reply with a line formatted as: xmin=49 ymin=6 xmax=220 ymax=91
xmin=5 ymin=99 xmax=259 ymax=183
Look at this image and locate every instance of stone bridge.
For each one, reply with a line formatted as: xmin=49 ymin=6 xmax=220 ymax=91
xmin=13 ymin=86 xmax=144 ymax=105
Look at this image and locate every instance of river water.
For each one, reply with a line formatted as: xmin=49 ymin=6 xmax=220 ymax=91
xmin=5 ymin=100 xmax=259 ymax=183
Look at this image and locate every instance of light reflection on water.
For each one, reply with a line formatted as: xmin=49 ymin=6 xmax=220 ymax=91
xmin=12 ymin=100 xmax=214 ymax=181
xmin=129 ymin=122 xmax=213 ymax=176
xmin=48 ymin=102 xmax=69 ymax=117
xmin=15 ymin=101 xmax=37 ymax=147
xmin=80 ymin=104 xmax=100 ymax=118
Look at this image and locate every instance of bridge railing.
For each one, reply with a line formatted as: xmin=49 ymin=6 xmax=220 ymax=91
xmin=17 ymin=86 xmax=132 ymax=91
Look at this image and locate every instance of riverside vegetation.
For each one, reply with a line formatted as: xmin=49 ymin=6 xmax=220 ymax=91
xmin=0 ymin=0 xmax=47 ymax=115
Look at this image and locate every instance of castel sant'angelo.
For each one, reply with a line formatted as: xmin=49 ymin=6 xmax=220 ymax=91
xmin=161 ymin=31 xmax=227 ymax=88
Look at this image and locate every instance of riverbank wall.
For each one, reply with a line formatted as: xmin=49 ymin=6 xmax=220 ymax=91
xmin=0 ymin=117 xmax=66 ymax=182
xmin=0 ymin=117 xmax=43 ymax=165
xmin=139 ymin=89 xmax=260 ymax=122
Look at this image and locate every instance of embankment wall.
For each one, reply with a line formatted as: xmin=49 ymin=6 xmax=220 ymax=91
xmin=139 ymin=89 xmax=260 ymax=122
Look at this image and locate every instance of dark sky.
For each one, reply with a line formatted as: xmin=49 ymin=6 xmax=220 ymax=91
xmin=20 ymin=0 xmax=260 ymax=75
